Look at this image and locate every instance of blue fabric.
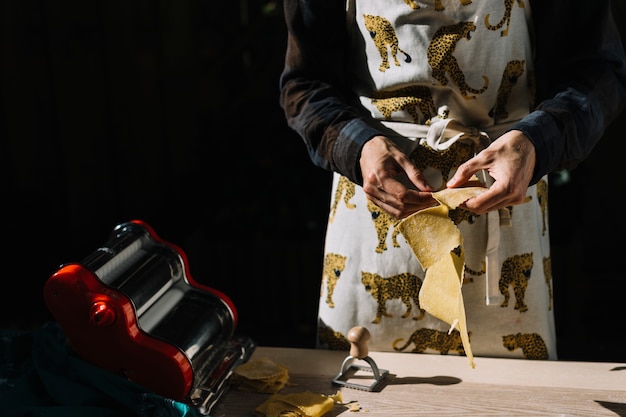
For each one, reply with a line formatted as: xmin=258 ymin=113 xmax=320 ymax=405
xmin=0 ymin=322 xmax=202 ymax=417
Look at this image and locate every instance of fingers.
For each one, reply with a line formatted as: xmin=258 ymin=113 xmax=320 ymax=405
xmin=360 ymin=135 xmax=437 ymax=219
xmin=446 ymin=131 xmax=536 ymax=214
xmin=446 ymin=147 xmax=494 ymax=189
xmin=461 ymin=183 xmax=526 ymax=214
xmin=446 ymin=161 xmax=480 ymax=189
xmin=363 ymin=178 xmax=436 ymax=219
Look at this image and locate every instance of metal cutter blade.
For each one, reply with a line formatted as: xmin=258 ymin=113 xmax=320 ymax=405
xmin=332 ymin=355 xmax=388 ymax=392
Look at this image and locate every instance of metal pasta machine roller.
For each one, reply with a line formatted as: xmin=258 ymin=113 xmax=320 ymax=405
xmin=43 ymin=220 xmax=256 ymax=415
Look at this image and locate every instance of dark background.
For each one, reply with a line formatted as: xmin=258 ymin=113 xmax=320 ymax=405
xmin=2 ymin=1 xmax=625 ymax=363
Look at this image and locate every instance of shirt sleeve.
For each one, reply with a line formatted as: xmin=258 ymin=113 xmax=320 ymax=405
xmin=280 ymin=0 xmax=626 ymax=187
xmin=279 ymin=0 xmax=384 ymax=185
xmin=511 ymin=0 xmax=626 ymax=185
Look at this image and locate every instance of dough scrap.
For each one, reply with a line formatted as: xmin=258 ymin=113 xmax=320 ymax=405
xmin=254 ymin=391 xmax=343 ymax=417
xmin=231 ymin=357 xmax=290 ymax=393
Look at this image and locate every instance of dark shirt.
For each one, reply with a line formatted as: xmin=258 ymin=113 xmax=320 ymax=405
xmin=279 ymin=0 xmax=626 ymax=186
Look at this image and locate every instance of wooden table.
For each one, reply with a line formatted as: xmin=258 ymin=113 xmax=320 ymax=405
xmin=212 ymin=347 xmax=626 ymax=416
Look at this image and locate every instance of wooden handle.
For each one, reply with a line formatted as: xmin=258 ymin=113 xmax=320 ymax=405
xmin=347 ymin=326 xmax=370 ymax=359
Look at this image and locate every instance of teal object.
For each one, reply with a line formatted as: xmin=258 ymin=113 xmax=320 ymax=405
xmin=0 ymin=322 xmax=202 ymax=417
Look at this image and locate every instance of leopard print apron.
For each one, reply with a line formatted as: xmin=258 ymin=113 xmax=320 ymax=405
xmin=318 ymin=0 xmax=557 ymax=360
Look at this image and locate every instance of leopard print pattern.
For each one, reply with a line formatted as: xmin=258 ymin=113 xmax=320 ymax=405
xmin=363 ymin=14 xmax=412 ymax=72
xmin=368 ymin=199 xmax=402 ymax=253
xmin=361 ymin=271 xmax=425 ymax=324
xmin=428 ymin=21 xmax=489 ymax=99
xmin=450 ymin=246 xmax=484 ymax=284
xmin=448 ymin=207 xmax=479 ymax=226
xmin=370 ymin=85 xmax=437 ymax=125
xmin=502 ymin=332 xmax=548 ymax=360
xmin=543 ymin=256 xmax=553 ymax=311
xmin=317 ymin=320 xmax=350 ymax=351
xmin=499 ymin=252 xmax=533 ymax=312
xmin=322 ymin=253 xmax=347 ymax=308
xmin=489 ymin=60 xmax=525 ymax=123
xmin=410 ymin=141 xmax=475 ymax=187
xmin=329 ymin=175 xmax=356 ymax=223
xmin=393 ymin=328 xmax=467 ymax=355
xmin=536 ymin=178 xmax=548 ymax=236
xmin=484 ymin=0 xmax=525 ymax=37
xmin=463 ymin=260 xmax=485 ymax=284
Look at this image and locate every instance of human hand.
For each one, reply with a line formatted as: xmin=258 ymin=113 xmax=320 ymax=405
xmin=446 ymin=130 xmax=536 ymax=215
xmin=360 ymin=136 xmax=436 ymax=219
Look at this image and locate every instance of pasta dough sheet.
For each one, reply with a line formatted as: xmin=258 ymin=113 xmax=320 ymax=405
xmin=397 ymin=186 xmax=486 ymax=368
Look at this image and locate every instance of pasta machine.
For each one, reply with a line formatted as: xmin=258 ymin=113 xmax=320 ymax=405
xmin=43 ymin=220 xmax=256 ymax=415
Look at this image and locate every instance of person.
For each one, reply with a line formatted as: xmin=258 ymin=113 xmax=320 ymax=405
xmin=279 ymin=0 xmax=626 ymax=360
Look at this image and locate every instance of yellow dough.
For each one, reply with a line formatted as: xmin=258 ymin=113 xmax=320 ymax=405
xmin=397 ymin=186 xmax=486 ymax=368
xmin=254 ymin=391 xmax=343 ymax=417
xmin=231 ymin=357 xmax=290 ymax=393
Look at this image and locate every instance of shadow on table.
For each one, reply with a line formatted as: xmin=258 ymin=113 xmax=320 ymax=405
xmin=596 ymin=400 xmax=626 ymax=417
xmin=376 ymin=374 xmax=462 ymax=391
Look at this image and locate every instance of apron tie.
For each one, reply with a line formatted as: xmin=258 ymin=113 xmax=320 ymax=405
xmin=425 ymin=108 xmax=508 ymax=306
